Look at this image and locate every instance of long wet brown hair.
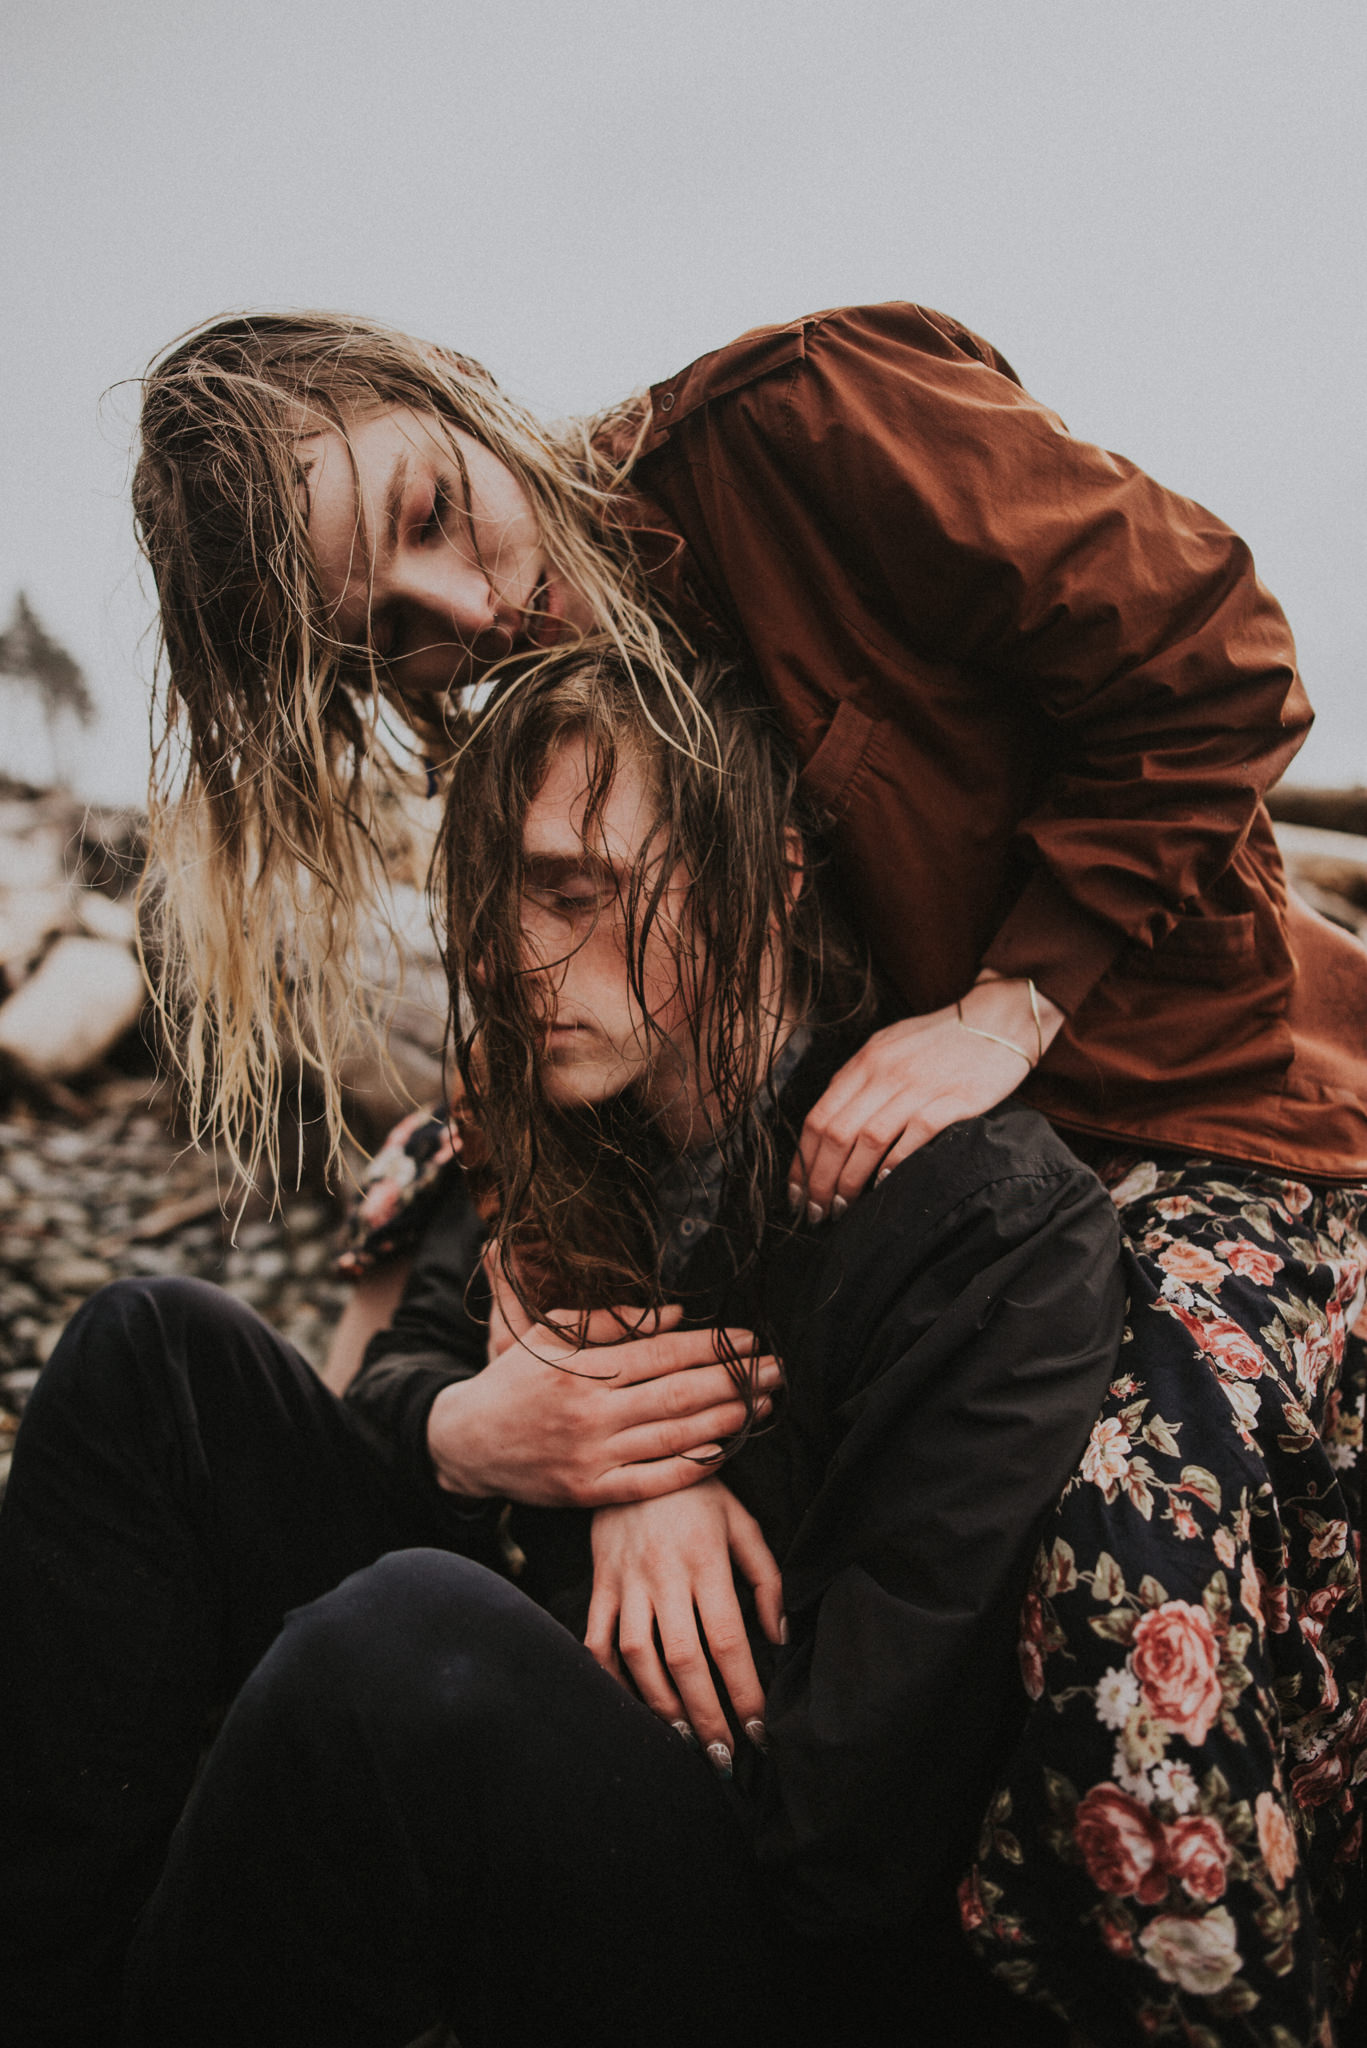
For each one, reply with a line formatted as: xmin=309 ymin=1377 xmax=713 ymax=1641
xmin=132 ymin=310 xmax=679 ymax=1187
xmin=439 ymin=644 xmax=872 ymax=1333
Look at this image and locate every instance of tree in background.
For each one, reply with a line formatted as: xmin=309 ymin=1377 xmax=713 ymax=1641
xmin=0 ymin=593 xmax=95 ymax=787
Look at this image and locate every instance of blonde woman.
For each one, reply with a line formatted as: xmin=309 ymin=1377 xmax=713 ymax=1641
xmin=133 ymin=302 xmax=1367 ymax=1212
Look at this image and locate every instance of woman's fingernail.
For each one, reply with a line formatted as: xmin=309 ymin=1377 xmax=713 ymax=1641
xmin=779 ymin=1614 xmax=790 ymax=1645
xmin=671 ymin=1719 xmax=701 ymax=1752
xmin=744 ymin=1717 xmax=769 ymax=1754
xmin=786 ymin=1182 xmax=803 ymax=1214
xmin=831 ymin=1194 xmax=848 ymax=1219
xmin=706 ymin=1741 xmax=733 ymax=1780
xmin=806 ymin=1201 xmax=824 ymax=1227
xmin=876 ymin=1166 xmax=891 ymax=1185
xmin=759 ymin=1361 xmax=783 ymax=1387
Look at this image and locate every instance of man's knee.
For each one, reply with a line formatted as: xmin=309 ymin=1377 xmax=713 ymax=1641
xmin=252 ymin=1550 xmax=540 ymax=1742
xmin=19 ymin=1276 xmax=296 ymax=1469
xmin=25 ymin=1276 xmax=200 ymax=1419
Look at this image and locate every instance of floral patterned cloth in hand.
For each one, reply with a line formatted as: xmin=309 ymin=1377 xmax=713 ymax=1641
xmin=964 ymin=1156 xmax=1367 ymax=2046
xmin=335 ymin=1105 xmax=462 ymax=1278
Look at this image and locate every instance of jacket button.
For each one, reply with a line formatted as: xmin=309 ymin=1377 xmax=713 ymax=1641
xmin=659 ymin=391 xmax=675 ymax=412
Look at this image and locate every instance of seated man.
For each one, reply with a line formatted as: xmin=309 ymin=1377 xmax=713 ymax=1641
xmin=0 ymin=647 xmax=1123 ymax=2047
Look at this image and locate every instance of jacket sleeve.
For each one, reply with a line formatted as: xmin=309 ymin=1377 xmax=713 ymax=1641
xmin=754 ymin=304 xmax=1309 ymax=1013
xmin=343 ymin=1176 xmax=493 ymax=1509
xmin=754 ymin=1109 xmax=1126 ymax=1932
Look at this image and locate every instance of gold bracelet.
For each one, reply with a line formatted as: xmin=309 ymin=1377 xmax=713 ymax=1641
xmin=1026 ymin=975 xmax=1044 ymax=1064
xmin=956 ymin=976 xmax=1044 ymax=1070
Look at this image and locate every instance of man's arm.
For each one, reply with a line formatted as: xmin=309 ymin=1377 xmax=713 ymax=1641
xmin=343 ymin=1180 xmax=492 ymax=1505
xmin=586 ymin=1108 xmax=1126 ymax=1806
xmin=343 ymin=1174 xmax=784 ymax=1511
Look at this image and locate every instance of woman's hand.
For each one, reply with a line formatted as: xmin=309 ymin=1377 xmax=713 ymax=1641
xmin=791 ymin=972 xmax=1063 ymax=1221
xmin=586 ymin=1479 xmax=786 ymax=1775
xmin=428 ymin=1294 xmax=780 ymax=1507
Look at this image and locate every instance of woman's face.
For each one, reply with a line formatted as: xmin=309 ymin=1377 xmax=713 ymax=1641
xmin=301 ymin=406 xmax=591 ymax=696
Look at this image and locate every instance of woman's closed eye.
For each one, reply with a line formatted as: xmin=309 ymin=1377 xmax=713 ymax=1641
xmin=418 ymin=476 xmax=457 ymax=546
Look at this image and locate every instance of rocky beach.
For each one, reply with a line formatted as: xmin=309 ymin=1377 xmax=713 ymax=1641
xmin=0 ymin=776 xmax=449 ymax=1498
xmin=0 ymin=1074 xmax=351 ymax=1495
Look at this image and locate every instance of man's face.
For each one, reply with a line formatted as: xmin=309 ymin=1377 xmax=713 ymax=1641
xmin=518 ymin=737 xmax=698 ymax=1139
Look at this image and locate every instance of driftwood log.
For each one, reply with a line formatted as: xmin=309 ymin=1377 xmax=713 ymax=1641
xmin=1267 ymin=788 xmax=1367 ymax=936
xmin=1267 ymin=784 xmax=1367 ymax=839
xmin=0 ymin=786 xmax=150 ymax=1092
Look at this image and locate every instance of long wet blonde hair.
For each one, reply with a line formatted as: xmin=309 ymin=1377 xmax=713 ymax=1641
xmin=133 ymin=310 xmax=695 ymax=1188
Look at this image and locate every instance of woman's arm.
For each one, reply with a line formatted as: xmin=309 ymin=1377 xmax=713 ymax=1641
xmin=766 ymin=304 xmax=1308 ymax=982
xmin=643 ymin=303 xmax=1310 ymax=1200
xmin=321 ymin=1260 xmax=412 ymax=1394
xmin=792 ymin=971 xmax=1064 ymax=1219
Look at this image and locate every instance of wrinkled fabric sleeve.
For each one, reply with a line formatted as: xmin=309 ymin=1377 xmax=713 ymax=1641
xmin=344 ymin=1178 xmax=492 ymax=1511
xmin=755 ymin=1110 xmax=1126 ymax=1932
xmin=773 ymin=306 xmax=1310 ymax=1013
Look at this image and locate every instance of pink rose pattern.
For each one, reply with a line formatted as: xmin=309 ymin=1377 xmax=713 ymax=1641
xmin=335 ymin=1102 xmax=463 ymax=1277
xmin=1074 ymin=1784 xmax=1169 ymax=1903
xmin=964 ymin=1157 xmax=1367 ymax=2043
xmin=1129 ymin=1602 xmax=1223 ymax=1746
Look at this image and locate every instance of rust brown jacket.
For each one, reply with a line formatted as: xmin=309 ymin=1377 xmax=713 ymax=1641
xmin=619 ymin=301 xmax=1367 ymax=1180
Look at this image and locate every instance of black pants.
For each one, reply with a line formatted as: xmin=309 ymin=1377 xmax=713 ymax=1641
xmin=0 ymin=1278 xmax=1061 ymax=2048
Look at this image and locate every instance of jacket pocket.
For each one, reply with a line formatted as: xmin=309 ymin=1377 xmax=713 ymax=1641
xmin=1125 ymin=911 xmax=1260 ymax=987
xmin=797 ymin=699 xmax=878 ymax=822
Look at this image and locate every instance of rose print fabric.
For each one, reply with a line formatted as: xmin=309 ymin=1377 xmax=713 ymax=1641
xmin=963 ymin=1157 xmax=1367 ymax=2045
xmin=335 ymin=1103 xmax=461 ymax=1277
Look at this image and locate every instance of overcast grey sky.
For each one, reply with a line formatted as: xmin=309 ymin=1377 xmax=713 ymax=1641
xmin=2 ymin=0 xmax=1363 ymax=800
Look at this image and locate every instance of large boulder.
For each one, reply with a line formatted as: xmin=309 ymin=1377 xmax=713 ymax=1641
xmin=0 ymin=935 xmax=147 ymax=1079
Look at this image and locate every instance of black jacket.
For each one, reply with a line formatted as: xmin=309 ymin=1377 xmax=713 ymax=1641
xmin=347 ymin=1061 xmax=1124 ymax=1934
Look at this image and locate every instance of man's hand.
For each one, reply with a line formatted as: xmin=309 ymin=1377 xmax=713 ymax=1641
xmin=586 ymin=1479 xmax=785 ymax=1775
xmin=484 ymin=1243 xmax=652 ymax=1364
xmin=791 ymin=972 xmax=1063 ymax=1220
xmin=427 ymin=1313 xmax=780 ymax=1507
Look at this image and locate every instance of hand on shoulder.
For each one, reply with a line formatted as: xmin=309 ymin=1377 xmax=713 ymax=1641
xmin=791 ymin=973 xmax=1063 ymax=1220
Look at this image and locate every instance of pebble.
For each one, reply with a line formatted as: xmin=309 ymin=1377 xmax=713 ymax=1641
xmin=124 ymin=1244 xmax=190 ymax=1277
xmin=0 ymin=1074 xmax=354 ymax=1498
xmin=43 ymin=1131 xmax=94 ymax=1167
xmin=236 ymin=1220 xmax=281 ymax=1254
xmin=33 ymin=1255 xmax=115 ymax=1294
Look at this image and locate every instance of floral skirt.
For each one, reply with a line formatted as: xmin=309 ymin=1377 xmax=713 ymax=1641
xmin=963 ymin=1156 xmax=1367 ymax=2046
